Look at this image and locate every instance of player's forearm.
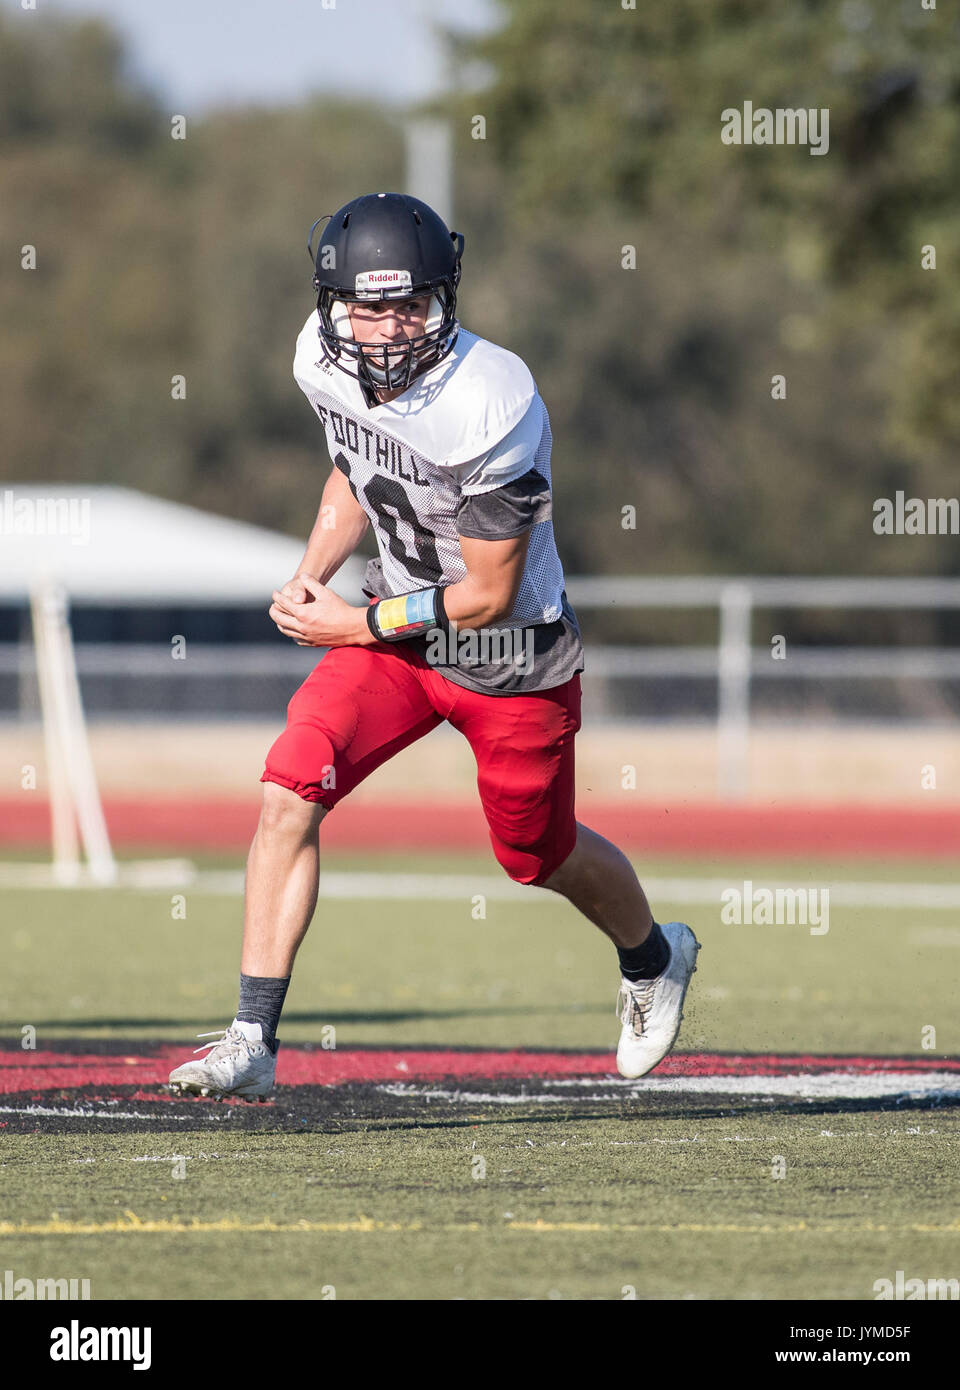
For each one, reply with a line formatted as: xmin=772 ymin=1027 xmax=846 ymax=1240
xmin=293 ymin=527 xmax=526 ymax=649
xmin=434 ymin=531 xmax=529 ymax=631
xmin=438 ymin=574 xmax=514 ymax=630
xmin=298 ymin=469 xmax=369 ymax=584
xmin=357 ymin=572 xmax=515 ymax=649
xmin=319 ymin=562 xmax=518 ymax=646
xmin=300 ymin=520 xmax=368 ymax=587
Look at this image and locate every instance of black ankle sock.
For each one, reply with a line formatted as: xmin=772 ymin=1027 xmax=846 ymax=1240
xmin=618 ymin=922 xmax=670 ymax=981
xmin=237 ymin=973 xmax=290 ymax=1053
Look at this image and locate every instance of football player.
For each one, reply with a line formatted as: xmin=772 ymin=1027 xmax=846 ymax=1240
xmin=168 ymin=192 xmax=700 ymax=1101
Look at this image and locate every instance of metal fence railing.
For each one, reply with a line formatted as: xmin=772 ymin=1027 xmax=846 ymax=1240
xmin=2 ymin=576 xmax=959 ymax=797
xmin=566 ymin=576 xmax=960 ymax=794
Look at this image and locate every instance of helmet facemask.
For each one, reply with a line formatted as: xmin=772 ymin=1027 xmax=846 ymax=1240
xmin=318 ymin=283 xmax=458 ymax=397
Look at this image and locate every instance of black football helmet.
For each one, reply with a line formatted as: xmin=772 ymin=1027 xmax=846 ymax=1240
xmin=308 ymin=192 xmax=464 ymax=405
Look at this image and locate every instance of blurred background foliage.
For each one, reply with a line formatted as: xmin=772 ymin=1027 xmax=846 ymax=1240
xmin=1 ymin=0 xmax=957 ymax=638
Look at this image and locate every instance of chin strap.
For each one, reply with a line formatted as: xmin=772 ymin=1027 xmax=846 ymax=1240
xmin=359 ymin=378 xmax=381 ymax=409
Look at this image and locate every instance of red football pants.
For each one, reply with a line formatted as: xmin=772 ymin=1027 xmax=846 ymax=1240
xmin=261 ymin=642 xmax=582 ymax=886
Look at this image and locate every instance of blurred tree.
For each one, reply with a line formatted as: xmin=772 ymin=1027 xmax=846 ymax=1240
xmin=445 ymin=0 xmax=960 ymax=599
xmin=0 ymin=9 xmax=402 ymax=545
xmin=2 ymin=0 xmax=958 ymax=657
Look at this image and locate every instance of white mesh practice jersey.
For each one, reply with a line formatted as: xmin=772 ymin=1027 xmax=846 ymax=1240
xmin=293 ymin=311 xmax=568 ymax=628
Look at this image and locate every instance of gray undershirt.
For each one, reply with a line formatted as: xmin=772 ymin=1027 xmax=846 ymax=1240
xmin=360 ymin=469 xmax=585 ymax=697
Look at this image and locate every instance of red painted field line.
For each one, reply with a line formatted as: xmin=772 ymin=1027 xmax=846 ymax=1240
xmin=1 ymin=798 xmax=960 ymax=856
xmin=1 ymin=1048 xmax=958 ymax=1094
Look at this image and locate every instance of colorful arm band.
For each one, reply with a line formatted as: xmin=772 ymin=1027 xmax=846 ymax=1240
xmin=366 ymin=586 xmax=449 ymax=642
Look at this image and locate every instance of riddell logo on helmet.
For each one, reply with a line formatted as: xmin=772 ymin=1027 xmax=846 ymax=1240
xmin=355 ymin=270 xmax=413 ymax=292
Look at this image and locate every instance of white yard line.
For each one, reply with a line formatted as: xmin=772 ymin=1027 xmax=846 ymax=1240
xmin=0 ymin=861 xmax=959 ymax=909
xmin=377 ymin=1072 xmax=960 ymax=1103
xmin=2 ymin=1074 xmax=957 ymax=1122
xmin=0 ymin=1102 xmax=199 ymax=1121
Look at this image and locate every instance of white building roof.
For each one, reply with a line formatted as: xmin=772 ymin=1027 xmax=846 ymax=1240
xmin=0 ymin=485 xmax=366 ymax=604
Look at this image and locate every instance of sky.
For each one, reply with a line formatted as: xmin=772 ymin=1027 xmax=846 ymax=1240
xmin=10 ymin=0 xmax=500 ymax=112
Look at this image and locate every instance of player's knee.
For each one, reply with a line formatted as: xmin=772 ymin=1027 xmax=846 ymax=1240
xmin=490 ymin=823 xmax=577 ymax=888
xmin=258 ymin=781 xmax=325 ymax=841
xmin=490 ymin=836 xmax=554 ymax=888
xmin=262 ymin=716 xmax=341 ymax=798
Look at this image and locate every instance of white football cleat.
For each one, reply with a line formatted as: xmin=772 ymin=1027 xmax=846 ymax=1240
xmin=167 ymin=1020 xmax=276 ymax=1101
xmin=616 ymin=921 xmax=701 ymax=1079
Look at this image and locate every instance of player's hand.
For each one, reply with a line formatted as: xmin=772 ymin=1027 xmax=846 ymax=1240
xmin=276 ymin=571 xmax=319 ymax=606
xmin=269 ymin=575 xmax=369 ymax=647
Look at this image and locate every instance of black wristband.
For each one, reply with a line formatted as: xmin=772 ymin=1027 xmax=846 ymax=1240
xmin=366 ymin=587 xmax=449 ymax=643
